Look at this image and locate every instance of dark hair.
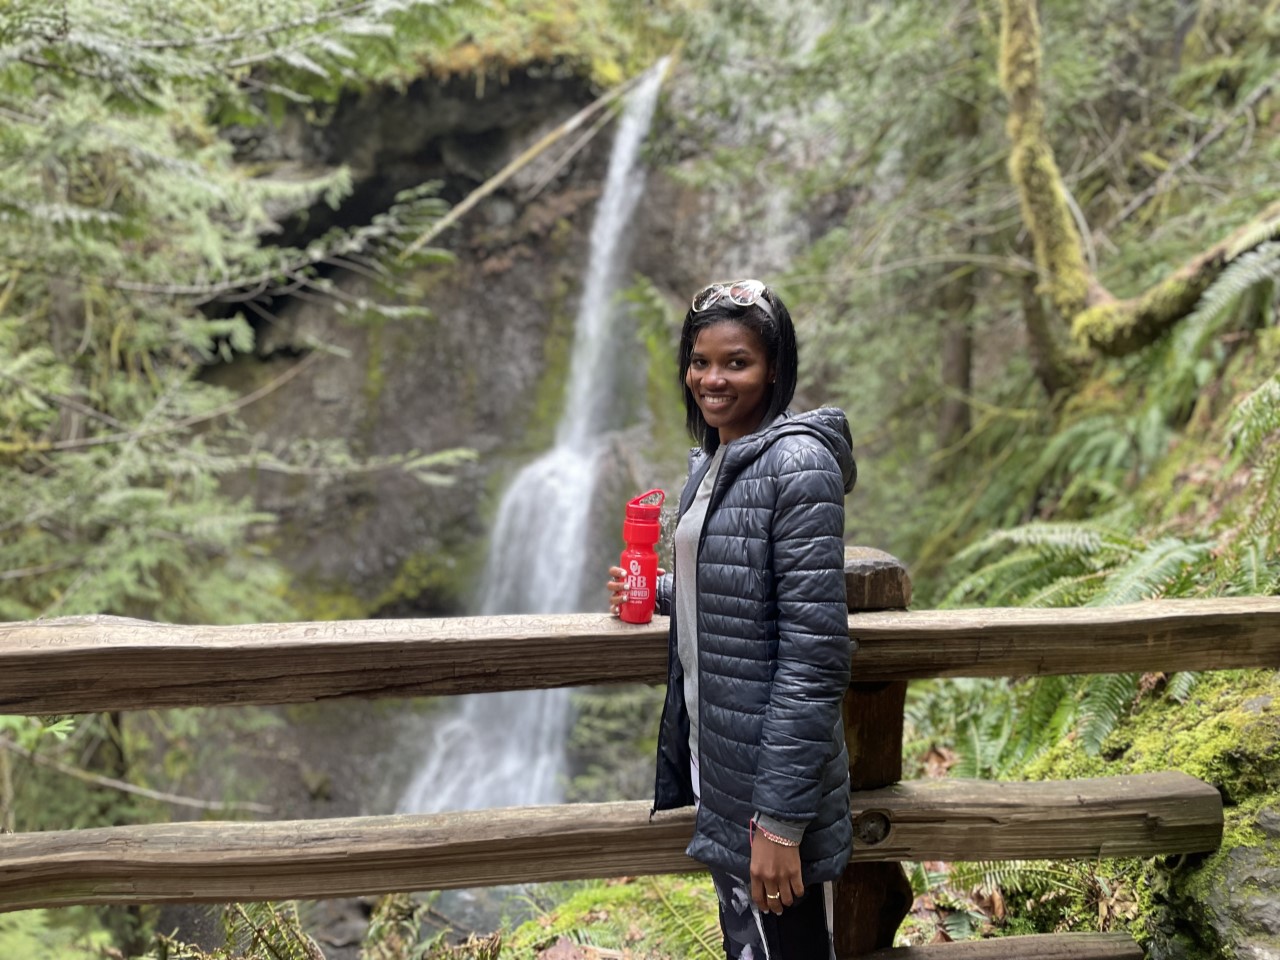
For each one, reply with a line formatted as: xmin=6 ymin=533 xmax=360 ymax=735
xmin=678 ymin=286 xmax=798 ymax=454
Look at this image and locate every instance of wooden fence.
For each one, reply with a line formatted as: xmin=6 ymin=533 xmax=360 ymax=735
xmin=2 ymin=547 xmax=1278 ymax=960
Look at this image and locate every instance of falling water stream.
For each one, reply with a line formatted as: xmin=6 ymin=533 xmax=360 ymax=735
xmin=397 ymin=61 xmax=667 ymax=821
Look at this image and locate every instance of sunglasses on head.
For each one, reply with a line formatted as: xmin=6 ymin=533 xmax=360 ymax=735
xmin=691 ymin=279 xmax=776 ymax=322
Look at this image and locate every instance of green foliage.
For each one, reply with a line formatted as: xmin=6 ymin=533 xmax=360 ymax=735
xmin=0 ymin=909 xmax=113 ymax=960
xmin=0 ymin=714 xmax=76 ymax=748
xmin=1006 ymin=670 xmax=1280 ymax=945
xmin=0 ymin=1 xmax=485 ymax=623
xmin=501 ymin=876 xmax=720 ymax=960
xmin=566 ymin=684 xmax=664 ymax=802
xmin=124 ymin=902 xmax=325 ymax=959
xmin=360 ymin=893 xmax=449 ymax=960
xmin=424 ymin=0 xmax=682 ymax=88
xmin=657 ymin=0 xmax=1280 ymax=590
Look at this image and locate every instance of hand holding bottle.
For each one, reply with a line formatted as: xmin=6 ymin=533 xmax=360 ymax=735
xmin=608 ymin=564 xmax=666 ymax=616
xmin=612 ymin=489 xmax=665 ymax=622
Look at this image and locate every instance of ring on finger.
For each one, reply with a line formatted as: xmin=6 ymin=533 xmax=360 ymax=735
xmin=766 ymin=892 xmax=781 ymax=900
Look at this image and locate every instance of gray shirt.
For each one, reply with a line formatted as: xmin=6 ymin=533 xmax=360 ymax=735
xmin=674 ymin=445 xmax=724 ymax=773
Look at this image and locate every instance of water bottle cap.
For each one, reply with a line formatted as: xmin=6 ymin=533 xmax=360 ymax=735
xmin=625 ymin=489 xmax=665 ymax=522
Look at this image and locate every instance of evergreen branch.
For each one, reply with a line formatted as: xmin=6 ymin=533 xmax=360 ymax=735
xmin=0 ymin=180 xmax=441 ymax=303
xmin=20 ymin=349 xmax=325 ymax=454
xmin=131 ymin=1 xmax=379 ymax=51
xmin=0 ymin=559 xmax=79 ymax=581
xmin=0 ymin=738 xmax=273 ymax=813
xmin=0 ymin=369 xmax=125 ymax=430
xmin=16 ymin=52 xmax=116 ymax=82
xmin=1103 ymin=68 xmax=1280 ymax=234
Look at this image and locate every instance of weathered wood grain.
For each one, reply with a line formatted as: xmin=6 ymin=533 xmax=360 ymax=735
xmin=839 ymin=548 xmax=913 ymax=958
xmin=848 ymin=597 xmax=1280 ymax=681
xmin=839 ymin=681 xmax=914 ymax=957
xmin=2 ymin=597 xmax=1278 ymax=714
xmin=863 ymin=933 xmax=1143 ymax=960
xmin=0 ymin=773 xmax=1221 ymax=912
xmin=849 ymin=771 xmax=1222 ymax=861
xmin=845 ymin=547 xmax=913 ymax=611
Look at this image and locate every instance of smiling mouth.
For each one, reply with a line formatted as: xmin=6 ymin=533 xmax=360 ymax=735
xmin=701 ymin=395 xmax=734 ymax=407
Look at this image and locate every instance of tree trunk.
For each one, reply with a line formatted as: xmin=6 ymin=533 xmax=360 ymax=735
xmin=998 ymin=0 xmax=1280 ymax=361
xmin=1072 ymin=201 xmax=1280 ymax=356
xmin=936 ymin=58 xmax=981 ymax=457
xmin=937 ymin=314 xmax=973 ymax=451
xmin=998 ymin=0 xmax=1099 ymax=320
xmin=1020 ymin=251 xmax=1078 ymax=397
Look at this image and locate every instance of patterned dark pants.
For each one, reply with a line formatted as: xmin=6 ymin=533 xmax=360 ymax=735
xmin=709 ymin=869 xmax=836 ymax=960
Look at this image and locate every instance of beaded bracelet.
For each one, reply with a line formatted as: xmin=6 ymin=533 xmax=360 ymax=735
xmin=749 ymin=819 xmax=800 ymax=847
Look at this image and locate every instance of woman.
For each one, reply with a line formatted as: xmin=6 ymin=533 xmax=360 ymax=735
xmin=609 ymin=280 xmax=856 ymax=960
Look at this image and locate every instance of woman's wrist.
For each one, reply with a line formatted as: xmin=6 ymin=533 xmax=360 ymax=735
xmin=750 ymin=815 xmax=802 ymax=847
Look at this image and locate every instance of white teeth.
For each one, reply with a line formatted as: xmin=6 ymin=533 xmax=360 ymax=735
xmin=703 ymin=396 xmax=732 ymax=406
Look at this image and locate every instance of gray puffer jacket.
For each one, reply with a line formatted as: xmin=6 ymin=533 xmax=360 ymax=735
xmin=651 ymin=408 xmax=857 ymax=884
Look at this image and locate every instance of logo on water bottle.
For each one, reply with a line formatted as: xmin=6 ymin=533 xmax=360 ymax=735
xmin=625 ymin=559 xmax=650 ymax=601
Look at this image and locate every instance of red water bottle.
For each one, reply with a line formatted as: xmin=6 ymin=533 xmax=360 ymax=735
xmin=619 ymin=489 xmax=665 ymax=624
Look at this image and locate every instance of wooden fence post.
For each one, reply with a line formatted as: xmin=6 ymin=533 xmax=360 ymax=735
xmin=835 ymin=547 xmax=915 ymax=958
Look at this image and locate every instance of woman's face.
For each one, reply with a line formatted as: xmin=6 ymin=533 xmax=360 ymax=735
xmin=685 ymin=320 xmax=775 ymax=445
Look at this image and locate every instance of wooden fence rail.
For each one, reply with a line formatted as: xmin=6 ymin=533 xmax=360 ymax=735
xmin=3 ymin=597 xmax=1279 ymax=714
xmin=0 ymin=773 xmax=1220 ymax=913
xmin=1 ymin=547 xmax=1275 ymax=959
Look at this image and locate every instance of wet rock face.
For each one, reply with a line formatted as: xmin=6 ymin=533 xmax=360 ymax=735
xmin=231 ymin=68 xmax=601 ymax=240
xmin=1202 ymin=844 xmax=1280 ymax=960
xmin=1257 ymin=804 xmax=1280 ymax=840
xmin=1146 ymin=807 xmax=1280 ymax=960
xmin=213 ymin=67 xmax=700 ymax=617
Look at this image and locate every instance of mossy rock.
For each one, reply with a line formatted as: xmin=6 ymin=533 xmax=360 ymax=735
xmin=1014 ymin=670 xmax=1280 ymax=958
xmin=1023 ymin=670 xmax=1280 ymax=799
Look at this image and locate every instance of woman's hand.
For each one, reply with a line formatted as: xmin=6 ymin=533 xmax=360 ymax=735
xmin=607 ymin=565 xmax=666 ymax=615
xmin=749 ymin=834 xmax=804 ymax=914
xmin=607 ymin=566 xmax=628 ymax=615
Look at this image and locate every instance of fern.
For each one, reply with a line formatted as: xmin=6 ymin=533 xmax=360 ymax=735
xmin=1078 ymin=673 xmax=1141 ymax=755
xmin=220 ymin=902 xmax=326 ymax=960
xmin=1174 ymin=242 xmax=1280 ymax=381
xmin=942 ymin=549 xmax=1061 ymax=606
xmin=953 ymin=522 xmax=1109 ymax=564
xmin=1226 ymin=216 xmax=1280 ymax=260
xmin=1188 ymin=241 xmax=1280 ymax=328
xmin=1085 ymin=537 xmax=1213 ymax=607
xmin=1005 ymin=676 xmax=1073 ymax=766
xmin=1222 ymin=538 xmax=1280 ymax=596
xmin=1165 ymin=671 xmax=1200 ymax=703
xmin=947 ymin=860 xmax=1090 ymax=898
xmin=1227 ymin=373 xmax=1280 ymax=464
xmin=949 ymin=705 xmax=1013 ymax=779
xmin=1021 ymin=570 xmax=1108 ymax=607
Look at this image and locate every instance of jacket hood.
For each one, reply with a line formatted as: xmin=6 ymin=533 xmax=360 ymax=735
xmin=714 ymin=407 xmax=857 ymax=495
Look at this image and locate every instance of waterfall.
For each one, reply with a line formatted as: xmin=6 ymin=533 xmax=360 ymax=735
xmin=397 ymin=60 xmax=668 ymax=816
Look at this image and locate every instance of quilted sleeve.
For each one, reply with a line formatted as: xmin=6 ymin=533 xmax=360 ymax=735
xmin=655 ymin=571 xmax=674 ymax=617
xmin=751 ymin=437 xmax=850 ymax=825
